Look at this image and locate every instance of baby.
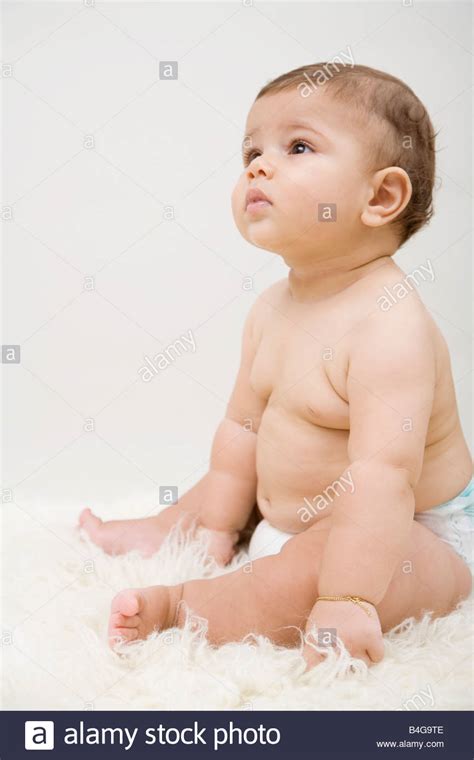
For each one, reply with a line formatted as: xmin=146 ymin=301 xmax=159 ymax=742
xmin=79 ymin=63 xmax=473 ymax=669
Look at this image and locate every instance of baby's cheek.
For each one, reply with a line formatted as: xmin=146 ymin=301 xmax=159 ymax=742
xmin=288 ymin=192 xmax=322 ymax=228
xmin=335 ymin=171 xmax=367 ymax=210
xmin=231 ymin=183 xmax=244 ymax=224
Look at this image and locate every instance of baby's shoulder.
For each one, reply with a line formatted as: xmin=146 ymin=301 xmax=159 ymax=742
xmin=356 ymin=261 xmax=438 ymax=331
xmin=256 ymin=277 xmax=288 ymax=305
xmin=245 ymin=277 xmax=288 ymax=323
xmin=240 ymin=278 xmax=288 ymax=350
xmin=349 ymin=281 xmax=440 ymax=369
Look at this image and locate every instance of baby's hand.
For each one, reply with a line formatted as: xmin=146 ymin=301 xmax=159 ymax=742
xmin=197 ymin=526 xmax=240 ymax=566
xmin=303 ymin=599 xmax=384 ymax=670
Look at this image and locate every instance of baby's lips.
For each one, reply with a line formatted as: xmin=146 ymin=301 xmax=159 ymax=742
xmin=245 ymin=187 xmax=272 ymax=207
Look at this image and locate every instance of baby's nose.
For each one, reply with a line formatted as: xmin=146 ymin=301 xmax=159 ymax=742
xmin=246 ymin=157 xmax=274 ymax=179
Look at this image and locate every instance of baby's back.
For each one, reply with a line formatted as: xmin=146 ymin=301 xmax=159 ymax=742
xmin=249 ymin=262 xmax=472 ymax=533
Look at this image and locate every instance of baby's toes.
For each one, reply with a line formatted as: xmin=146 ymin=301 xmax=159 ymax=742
xmin=110 ymin=611 xmax=141 ymax=629
xmin=108 ymin=596 xmax=142 ymax=648
xmin=79 ymin=507 xmax=103 ymax=538
xmin=108 ymin=626 xmax=139 ymax=648
xmin=111 ymin=589 xmax=141 ymax=618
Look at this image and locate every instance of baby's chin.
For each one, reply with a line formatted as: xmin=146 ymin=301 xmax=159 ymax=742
xmin=239 ymin=220 xmax=298 ymax=254
xmin=243 ymin=230 xmax=310 ymax=256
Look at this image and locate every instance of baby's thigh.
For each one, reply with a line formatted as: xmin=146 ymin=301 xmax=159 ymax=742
xmin=179 ymin=523 xmax=330 ymax=647
xmin=377 ymin=519 xmax=472 ymax=631
xmin=272 ymin=523 xmax=331 ymax=598
xmin=278 ymin=518 xmax=472 ymax=633
xmin=246 ymin=523 xmax=331 ymax=614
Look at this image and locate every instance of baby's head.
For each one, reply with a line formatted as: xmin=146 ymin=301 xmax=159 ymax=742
xmin=232 ymin=63 xmax=436 ymax=261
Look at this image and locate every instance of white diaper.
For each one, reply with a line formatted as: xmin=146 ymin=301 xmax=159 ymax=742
xmin=248 ymin=519 xmax=293 ymax=560
xmin=414 ymin=477 xmax=474 ymax=574
xmin=248 ymin=478 xmax=474 ymax=571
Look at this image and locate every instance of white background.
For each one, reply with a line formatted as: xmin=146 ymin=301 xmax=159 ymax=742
xmin=2 ymin=0 xmax=472 ymax=520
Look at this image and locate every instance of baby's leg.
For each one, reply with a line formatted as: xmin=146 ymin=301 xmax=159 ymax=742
xmin=376 ymin=518 xmax=472 ymax=631
xmin=109 ymin=518 xmax=472 ymax=647
xmin=108 ymin=531 xmax=320 ymax=647
xmin=79 ymin=477 xmax=206 ymax=557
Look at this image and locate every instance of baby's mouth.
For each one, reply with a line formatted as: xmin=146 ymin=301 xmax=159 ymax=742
xmin=246 ymin=199 xmax=272 ymax=214
xmin=245 ymin=188 xmax=273 ymax=214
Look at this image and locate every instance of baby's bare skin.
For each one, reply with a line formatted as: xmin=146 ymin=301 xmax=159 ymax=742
xmin=250 ymin=265 xmax=471 ymax=532
xmin=79 ymin=85 xmax=472 ymax=667
xmin=84 ymin=265 xmax=472 ymax=666
xmin=80 ymin=263 xmax=471 ymax=551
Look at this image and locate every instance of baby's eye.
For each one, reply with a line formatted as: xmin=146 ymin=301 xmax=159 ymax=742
xmin=243 ymin=150 xmax=260 ymax=166
xmin=289 ymin=140 xmax=313 ymax=155
xmin=242 ymin=139 xmax=313 ymax=167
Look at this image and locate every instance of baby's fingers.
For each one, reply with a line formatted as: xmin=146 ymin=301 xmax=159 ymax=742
xmin=368 ymin=633 xmax=385 ymax=664
xmin=302 ymin=643 xmax=326 ymax=671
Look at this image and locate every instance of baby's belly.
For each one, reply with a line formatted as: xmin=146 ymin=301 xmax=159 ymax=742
xmin=255 ymin=407 xmax=473 ymax=533
xmin=255 ymin=406 xmax=350 ymax=533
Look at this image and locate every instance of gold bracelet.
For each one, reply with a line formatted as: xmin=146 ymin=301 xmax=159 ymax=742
xmin=315 ymin=595 xmax=374 ymax=618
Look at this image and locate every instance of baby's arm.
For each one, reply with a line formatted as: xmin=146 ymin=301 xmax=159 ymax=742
xmin=318 ymin=308 xmax=436 ymax=601
xmin=197 ymin=297 xmax=267 ymax=562
xmin=304 ymin=307 xmax=436 ymax=665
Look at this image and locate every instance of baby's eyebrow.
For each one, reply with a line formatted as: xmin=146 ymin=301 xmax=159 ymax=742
xmin=244 ymin=121 xmax=328 ymax=143
xmin=281 ymin=120 xmax=329 ymax=141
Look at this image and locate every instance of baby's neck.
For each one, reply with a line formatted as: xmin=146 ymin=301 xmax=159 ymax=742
xmin=286 ymin=253 xmax=394 ymax=303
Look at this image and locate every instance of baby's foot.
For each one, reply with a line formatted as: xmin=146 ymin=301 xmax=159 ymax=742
xmin=78 ymin=506 xmax=196 ymax=557
xmin=108 ymin=584 xmax=183 ymax=648
xmin=197 ymin=526 xmax=240 ymax=566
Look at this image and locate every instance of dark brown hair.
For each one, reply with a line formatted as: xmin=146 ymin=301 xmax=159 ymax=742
xmin=256 ymin=63 xmax=436 ymax=246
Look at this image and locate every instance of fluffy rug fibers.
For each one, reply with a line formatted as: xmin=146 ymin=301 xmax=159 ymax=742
xmin=2 ymin=501 xmax=473 ymax=710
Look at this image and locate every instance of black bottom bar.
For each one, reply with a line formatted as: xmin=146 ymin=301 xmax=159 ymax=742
xmin=2 ymin=710 xmax=472 ymax=759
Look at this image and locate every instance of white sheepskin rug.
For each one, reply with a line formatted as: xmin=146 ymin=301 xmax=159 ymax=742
xmin=2 ymin=501 xmax=473 ymax=711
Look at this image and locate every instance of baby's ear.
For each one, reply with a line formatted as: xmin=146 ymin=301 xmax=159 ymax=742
xmin=361 ymin=167 xmax=412 ymax=229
